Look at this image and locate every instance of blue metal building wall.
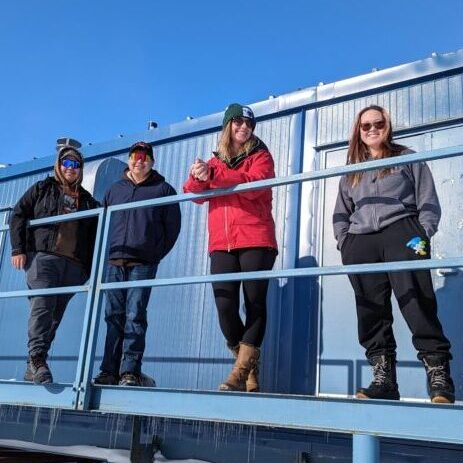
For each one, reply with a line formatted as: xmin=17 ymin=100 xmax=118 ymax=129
xmin=0 ymin=113 xmax=304 ymax=394
xmin=315 ymin=72 xmax=463 ymax=399
xmin=0 ymin=49 xmax=463 ymax=463
xmin=1 ymin=50 xmax=463 ymax=398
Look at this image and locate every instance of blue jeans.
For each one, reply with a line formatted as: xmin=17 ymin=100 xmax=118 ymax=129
xmin=100 ymin=263 xmax=157 ymax=375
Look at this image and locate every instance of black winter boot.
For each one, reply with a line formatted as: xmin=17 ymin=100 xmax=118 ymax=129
xmin=356 ymin=355 xmax=400 ymax=400
xmin=422 ymin=356 xmax=455 ymax=404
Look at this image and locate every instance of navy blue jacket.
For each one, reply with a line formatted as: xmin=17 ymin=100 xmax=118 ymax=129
xmin=104 ymin=169 xmax=181 ymax=264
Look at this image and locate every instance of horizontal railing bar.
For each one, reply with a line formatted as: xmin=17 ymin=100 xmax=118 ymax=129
xmin=0 ymin=285 xmax=89 ymax=300
xmin=0 ymin=146 xmax=462 ymax=225
xmin=0 ymin=208 xmax=103 ymax=232
xmin=105 ymin=145 xmax=463 ymax=212
xmin=99 ymin=257 xmax=463 ymax=291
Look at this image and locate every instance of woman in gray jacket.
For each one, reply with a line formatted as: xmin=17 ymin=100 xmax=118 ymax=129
xmin=333 ymin=105 xmax=454 ymax=403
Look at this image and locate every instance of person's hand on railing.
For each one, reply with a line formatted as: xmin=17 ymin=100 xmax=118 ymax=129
xmin=11 ymin=254 xmax=26 ymax=270
xmin=190 ymin=159 xmax=209 ymax=182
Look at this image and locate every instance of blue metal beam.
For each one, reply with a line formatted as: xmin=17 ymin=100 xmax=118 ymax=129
xmin=0 ymin=381 xmax=76 ymax=409
xmin=90 ymin=387 xmax=463 ymax=446
xmin=353 ymin=434 xmax=380 ymax=463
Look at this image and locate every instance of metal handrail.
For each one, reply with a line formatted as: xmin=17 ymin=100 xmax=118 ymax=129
xmin=0 ymin=145 xmax=462 ymax=463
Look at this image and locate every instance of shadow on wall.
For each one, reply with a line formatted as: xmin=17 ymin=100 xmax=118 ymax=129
xmin=262 ymin=255 xmax=320 ymax=395
xmin=434 ymin=270 xmax=463 ymax=401
xmin=91 ymin=158 xmax=127 ymax=203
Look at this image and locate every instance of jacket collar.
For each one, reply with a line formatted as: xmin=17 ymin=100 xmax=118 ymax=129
xmin=213 ymin=137 xmax=268 ymax=169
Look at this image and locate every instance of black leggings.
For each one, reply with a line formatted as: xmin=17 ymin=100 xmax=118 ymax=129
xmin=210 ymin=248 xmax=277 ymax=348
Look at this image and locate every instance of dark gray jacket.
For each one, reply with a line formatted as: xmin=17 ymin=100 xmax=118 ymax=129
xmin=333 ymin=155 xmax=441 ymax=251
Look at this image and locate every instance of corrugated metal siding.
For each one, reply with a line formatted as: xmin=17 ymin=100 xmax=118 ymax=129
xmin=317 ymin=73 xmax=463 ymax=146
xmin=0 ymin=52 xmax=462 ymax=398
xmin=130 ymin=114 xmax=301 ymax=391
xmin=316 ymin=75 xmax=463 ymax=399
xmin=0 ymin=114 xmax=301 ymax=389
xmin=0 ymin=172 xmax=57 ymax=380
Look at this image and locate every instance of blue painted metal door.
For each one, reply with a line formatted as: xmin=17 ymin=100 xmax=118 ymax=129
xmin=317 ymin=128 xmax=463 ymax=400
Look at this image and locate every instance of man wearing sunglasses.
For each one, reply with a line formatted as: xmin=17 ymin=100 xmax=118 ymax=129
xmin=9 ymin=138 xmax=99 ymax=384
xmin=94 ymin=141 xmax=181 ymax=387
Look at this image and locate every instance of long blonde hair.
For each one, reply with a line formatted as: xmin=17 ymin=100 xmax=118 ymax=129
xmin=216 ymin=121 xmax=257 ymax=163
xmin=347 ymin=105 xmax=406 ymax=186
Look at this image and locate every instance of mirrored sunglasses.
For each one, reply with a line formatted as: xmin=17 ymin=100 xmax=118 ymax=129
xmin=61 ymin=159 xmax=81 ymax=169
xmin=129 ymin=151 xmax=154 ymax=163
xmin=232 ymin=117 xmax=253 ymax=128
xmin=360 ymin=120 xmax=386 ymax=132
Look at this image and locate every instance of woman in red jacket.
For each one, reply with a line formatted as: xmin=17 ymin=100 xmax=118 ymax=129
xmin=184 ymin=103 xmax=278 ymax=392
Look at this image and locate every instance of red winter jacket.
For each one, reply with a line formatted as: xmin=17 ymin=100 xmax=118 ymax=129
xmin=183 ymin=140 xmax=278 ymax=254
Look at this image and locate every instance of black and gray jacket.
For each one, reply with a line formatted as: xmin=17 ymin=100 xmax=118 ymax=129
xmin=9 ymin=177 xmax=99 ymax=275
xmin=333 ymin=153 xmax=441 ymax=251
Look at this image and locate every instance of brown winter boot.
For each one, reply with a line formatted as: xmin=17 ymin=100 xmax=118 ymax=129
xmin=219 ymin=343 xmax=259 ymax=391
xmin=228 ymin=344 xmax=260 ymax=392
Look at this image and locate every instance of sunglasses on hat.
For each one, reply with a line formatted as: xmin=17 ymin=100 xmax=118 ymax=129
xmin=61 ymin=159 xmax=81 ymax=169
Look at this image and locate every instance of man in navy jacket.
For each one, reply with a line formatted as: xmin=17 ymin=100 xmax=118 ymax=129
xmin=94 ymin=141 xmax=181 ymax=386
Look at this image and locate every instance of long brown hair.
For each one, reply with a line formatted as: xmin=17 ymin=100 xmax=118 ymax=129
xmin=347 ymin=105 xmax=407 ymax=186
xmin=216 ymin=121 xmax=257 ymax=162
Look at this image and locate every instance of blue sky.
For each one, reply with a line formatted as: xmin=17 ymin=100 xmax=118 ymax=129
xmin=0 ymin=0 xmax=462 ymax=165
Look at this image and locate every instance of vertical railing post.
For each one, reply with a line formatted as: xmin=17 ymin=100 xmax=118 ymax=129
xmin=73 ymin=207 xmax=108 ymax=410
xmin=0 ymin=208 xmax=11 ymax=274
xmin=352 ymin=434 xmax=380 ymax=463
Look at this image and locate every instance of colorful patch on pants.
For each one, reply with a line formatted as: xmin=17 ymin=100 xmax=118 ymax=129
xmin=406 ymin=236 xmax=427 ymax=256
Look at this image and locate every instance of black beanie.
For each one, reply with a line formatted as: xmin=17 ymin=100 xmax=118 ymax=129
xmin=222 ymin=103 xmax=256 ymax=129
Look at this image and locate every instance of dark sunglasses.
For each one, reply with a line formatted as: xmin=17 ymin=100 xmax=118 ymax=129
xmin=232 ymin=117 xmax=253 ymax=128
xmin=61 ymin=159 xmax=81 ymax=169
xmin=360 ymin=120 xmax=386 ymax=132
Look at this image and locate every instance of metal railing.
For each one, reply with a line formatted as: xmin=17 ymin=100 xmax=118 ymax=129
xmin=1 ymin=145 xmax=463 ymax=462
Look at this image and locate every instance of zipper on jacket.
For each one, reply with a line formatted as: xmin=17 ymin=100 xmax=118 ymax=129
xmin=122 ymin=184 xmax=136 ymax=253
xmin=373 ymin=173 xmax=379 ymax=230
xmin=224 ymin=205 xmax=230 ymax=252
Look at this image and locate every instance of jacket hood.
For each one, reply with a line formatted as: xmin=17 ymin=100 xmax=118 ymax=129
xmin=54 ymin=147 xmax=84 ymax=189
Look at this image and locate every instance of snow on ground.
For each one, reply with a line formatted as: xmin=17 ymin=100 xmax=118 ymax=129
xmin=0 ymin=439 xmax=211 ymax=463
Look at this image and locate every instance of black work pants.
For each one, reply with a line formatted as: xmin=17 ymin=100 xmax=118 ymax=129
xmin=341 ymin=217 xmax=451 ymax=360
xmin=26 ymin=252 xmax=87 ymax=357
xmin=210 ymin=247 xmax=277 ymax=348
